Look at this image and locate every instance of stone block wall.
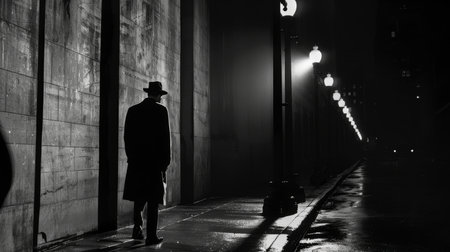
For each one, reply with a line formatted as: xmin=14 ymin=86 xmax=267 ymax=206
xmin=117 ymin=0 xmax=181 ymax=225
xmin=193 ymin=0 xmax=210 ymax=200
xmin=0 ymin=0 xmax=211 ymax=247
xmin=38 ymin=0 xmax=101 ymax=243
xmin=0 ymin=0 xmax=38 ymax=251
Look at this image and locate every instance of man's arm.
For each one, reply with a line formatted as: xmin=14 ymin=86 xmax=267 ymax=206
xmin=162 ymin=107 xmax=171 ymax=170
xmin=124 ymin=107 xmax=134 ymax=159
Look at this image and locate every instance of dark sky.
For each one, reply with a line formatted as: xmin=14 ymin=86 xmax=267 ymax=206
xmin=334 ymin=0 xmax=450 ymax=153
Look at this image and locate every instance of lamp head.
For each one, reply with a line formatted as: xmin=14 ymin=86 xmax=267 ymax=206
xmin=343 ymin=107 xmax=349 ymax=114
xmin=309 ymin=45 xmax=322 ymax=63
xmin=280 ymin=0 xmax=297 ymax=17
xmin=324 ymin=73 xmax=334 ymax=87
xmin=333 ymin=90 xmax=341 ymax=101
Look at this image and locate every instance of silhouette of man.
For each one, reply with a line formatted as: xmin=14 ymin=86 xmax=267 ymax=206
xmin=0 ymin=128 xmax=12 ymax=207
xmin=123 ymin=81 xmax=170 ymax=245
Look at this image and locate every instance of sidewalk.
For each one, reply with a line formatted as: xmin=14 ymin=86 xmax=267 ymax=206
xmin=45 ymin=162 xmax=362 ymax=252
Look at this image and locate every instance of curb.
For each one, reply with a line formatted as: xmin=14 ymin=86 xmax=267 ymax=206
xmin=280 ymin=159 xmax=365 ymax=252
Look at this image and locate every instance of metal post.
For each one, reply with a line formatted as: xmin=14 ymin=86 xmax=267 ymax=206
xmin=313 ymin=63 xmax=320 ymax=168
xmin=283 ymin=17 xmax=304 ymax=203
xmin=284 ymin=17 xmax=293 ymax=181
xmin=311 ymin=62 xmax=324 ymax=186
xmin=326 ymin=88 xmax=332 ymax=173
xmin=273 ymin=1 xmax=284 ymax=183
xmin=263 ymin=1 xmax=297 ymax=216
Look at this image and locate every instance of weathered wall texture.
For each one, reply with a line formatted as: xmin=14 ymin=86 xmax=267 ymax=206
xmin=193 ymin=0 xmax=210 ymax=200
xmin=39 ymin=0 xmax=102 ymax=243
xmin=0 ymin=0 xmax=211 ymax=246
xmin=117 ymin=0 xmax=181 ymax=225
xmin=0 ymin=0 xmax=38 ymax=251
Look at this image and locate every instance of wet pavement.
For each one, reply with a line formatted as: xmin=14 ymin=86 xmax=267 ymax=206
xmin=42 ymin=162 xmax=363 ymax=252
xmin=47 ymin=196 xmax=320 ymax=252
xmin=297 ymin=157 xmax=450 ymax=251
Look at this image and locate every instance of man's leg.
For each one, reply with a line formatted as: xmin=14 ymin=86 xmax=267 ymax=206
xmin=145 ymin=202 xmax=163 ymax=244
xmin=133 ymin=200 xmax=146 ymax=239
xmin=146 ymin=202 xmax=159 ymax=238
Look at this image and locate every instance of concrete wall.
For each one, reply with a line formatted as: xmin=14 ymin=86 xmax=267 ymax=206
xmin=117 ymin=0 xmax=182 ymax=225
xmin=0 ymin=0 xmax=38 ymax=251
xmin=1 ymin=0 xmax=210 ymax=246
xmin=39 ymin=0 xmax=102 ymax=243
xmin=193 ymin=0 xmax=210 ymax=200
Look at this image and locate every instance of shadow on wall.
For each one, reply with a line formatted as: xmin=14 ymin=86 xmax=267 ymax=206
xmin=0 ymin=126 xmax=13 ymax=207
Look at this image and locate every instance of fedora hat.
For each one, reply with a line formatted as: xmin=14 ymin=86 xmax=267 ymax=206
xmin=144 ymin=81 xmax=168 ymax=95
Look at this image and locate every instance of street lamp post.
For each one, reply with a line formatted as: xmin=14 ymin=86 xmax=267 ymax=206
xmin=332 ymin=90 xmax=341 ymax=168
xmin=309 ymin=45 xmax=322 ymax=185
xmin=263 ymin=0 xmax=298 ymax=217
xmin=281 ymin=2 xmax=305 ymax=205
xmin=323 ymin=74 xmax=334 ymax=173
xmin=283 ymin=11 xmax=294 ymax=187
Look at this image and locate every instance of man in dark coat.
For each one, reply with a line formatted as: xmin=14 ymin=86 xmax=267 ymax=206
xmin=123 ymin=81 xmax=170 ymax=245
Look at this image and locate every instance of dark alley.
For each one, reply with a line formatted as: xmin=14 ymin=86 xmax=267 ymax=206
xmin=0 ymin=0 xmax=449 ymax=251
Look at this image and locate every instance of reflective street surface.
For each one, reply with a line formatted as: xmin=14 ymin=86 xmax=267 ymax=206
xmin=297 ymin=157 xmax=450 ymax=251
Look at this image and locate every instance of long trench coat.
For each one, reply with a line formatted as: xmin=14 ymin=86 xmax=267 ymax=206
xmin=123 ymin=98 xmax=170 ymax=203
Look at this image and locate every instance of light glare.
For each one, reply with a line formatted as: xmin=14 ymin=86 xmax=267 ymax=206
xmin=293 ymin=58 xmax=313 ymax=79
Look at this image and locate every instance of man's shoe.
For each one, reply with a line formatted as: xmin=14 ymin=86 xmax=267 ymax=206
xmin=145 ymin=237 xmax=163 ymax=245
xmin=132 ymin=229 xmax=144 ymax=240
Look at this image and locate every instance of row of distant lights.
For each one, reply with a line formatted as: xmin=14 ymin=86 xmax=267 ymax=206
xmin=280 ymin=2 xmax=363 ymax=142
xmin=334 ymin=91 xmax=363 ymax=141
xmin=309 ymin=46 xmax=363 ymax=141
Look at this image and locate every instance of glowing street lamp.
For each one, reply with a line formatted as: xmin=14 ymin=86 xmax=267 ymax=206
xmin=280 ymin=0 xmax=297 ymax=16
xmin=324 ymin=73 xmax=334 ymax=87
xmin=332 ymin=90 xmax=341 ymax=101
xmin=338 ymin=99 xmax=345 ymax=108
xmin=343 ymin=106 xmax=349 ymax=114
xmin=309 ymin=45 xmax=322 ymax=64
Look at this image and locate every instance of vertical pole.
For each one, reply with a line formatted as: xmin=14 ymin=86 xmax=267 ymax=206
xmin=180 ymin=0 xmax=194 ymax=204
xmin=284 ymin=18 xmax=293 ymax=179
xmin=326 ymin=88 xmax=331 ymax=173
xmin=263 ymin=0 xmax=297 ymax=216
xmin=273 ymin=0 xmax=283 ymax=182
xmin=98 ymin=0 xmax=119 ymax=231
xmin=313 ymin=63 xmax=320 ymax=169
xmin=33 ymin=0 xmax=46 ymax=249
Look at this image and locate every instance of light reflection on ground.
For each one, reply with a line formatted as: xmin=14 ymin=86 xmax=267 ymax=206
xmin=296 ymin=159 xmax=450 ymax=251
